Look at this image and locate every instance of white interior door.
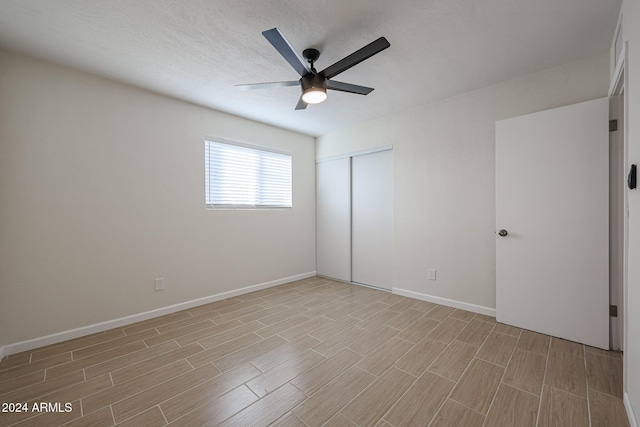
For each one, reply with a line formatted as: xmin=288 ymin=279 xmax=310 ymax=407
xmin=352 ymin=150 xmax=393 ymax=290
xmin=496 ymin=98 xmax=609 ymax=349
xmin=316 ymin=158 xmax=351 ymax=281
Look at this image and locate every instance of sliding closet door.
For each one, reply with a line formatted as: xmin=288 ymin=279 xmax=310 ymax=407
xmin=352 ymin=150 xmax=393 ymax=289
xmin=316 ymin=158 xmax=351 ymax=281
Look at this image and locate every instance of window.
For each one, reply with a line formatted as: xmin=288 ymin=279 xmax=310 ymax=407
xmin=205 ymin=138 xmax=292 ymax=209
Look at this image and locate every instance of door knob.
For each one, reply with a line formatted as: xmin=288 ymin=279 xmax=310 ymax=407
xmin=498 ymin=229 xmax=508 ymax=237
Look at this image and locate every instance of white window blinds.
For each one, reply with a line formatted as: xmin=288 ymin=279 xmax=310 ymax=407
xmin=205 ymin=139 xmax=292 ymax=208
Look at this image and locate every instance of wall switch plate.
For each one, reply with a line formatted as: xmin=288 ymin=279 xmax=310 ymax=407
xmin=428 ymin=269 xmax=436 ymax=281
xmin=155 ymin=278 xmax=165 ymax=291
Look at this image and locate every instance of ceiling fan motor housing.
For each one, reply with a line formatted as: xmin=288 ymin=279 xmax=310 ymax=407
xmin=300 ymin=73 xmax=326 ymax=93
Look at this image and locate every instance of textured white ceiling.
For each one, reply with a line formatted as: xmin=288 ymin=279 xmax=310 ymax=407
xmin=0 ymin=0 xmax=621 ymax=136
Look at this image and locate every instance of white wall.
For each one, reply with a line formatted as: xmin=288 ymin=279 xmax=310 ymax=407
xmin=0 ymin=50 xmax=316 ymax=351
xmin=620 ymin=0 xmax=640 ymax=424
xmin=317 ymin=52 xmax=610 ymax=312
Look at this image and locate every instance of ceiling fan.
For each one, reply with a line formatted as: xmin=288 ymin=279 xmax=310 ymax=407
xmin=236 ymin=28 xmax=390 ymax=110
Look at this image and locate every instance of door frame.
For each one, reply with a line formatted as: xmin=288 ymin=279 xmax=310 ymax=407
xmin=315 ymin=145 xmax=394 ymax=164
xmin=608 ymin=43 xmax=627 ymax=352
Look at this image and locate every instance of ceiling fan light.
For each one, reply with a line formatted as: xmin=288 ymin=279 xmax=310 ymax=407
xmin=302 ymin=87 xmax=327 ymax=104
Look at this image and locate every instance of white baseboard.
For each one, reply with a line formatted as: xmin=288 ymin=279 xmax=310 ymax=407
xmin=392 ymin=287 xmax=496 ymax=317
xmin=625 ymin=392 xmax=639 ymax=427
xmin=0 ymin=271 xmax=316 ymax=360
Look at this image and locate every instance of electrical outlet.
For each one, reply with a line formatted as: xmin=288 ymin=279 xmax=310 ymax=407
xmin=154 ymin=278 xmax=165 ymax=291
xmin=428 ymin=269 xmax=436 ymax=281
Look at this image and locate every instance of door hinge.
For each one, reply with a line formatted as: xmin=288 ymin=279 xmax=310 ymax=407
xmin=610 ymin=305 xmax=618 ymax=317
xmin=609 ymin=120 xmax=618 ymax=132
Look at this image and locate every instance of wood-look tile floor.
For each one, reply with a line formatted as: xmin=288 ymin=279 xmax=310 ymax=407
xmin=0 ymin=277 xmax=629 ymax=427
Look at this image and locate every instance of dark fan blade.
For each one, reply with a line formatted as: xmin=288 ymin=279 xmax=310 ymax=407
xmin=321 ymin=37 xmax=390 ymax=79
xmin=262 ymin=28 xmax=311 ymax=77
xmin=295 ymin=96 xmax=308 ymax=110
xmin=235 ymin=81 xmax=299 ymax=91
xmin=326 ymin=80 xmax=374 ymax=95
